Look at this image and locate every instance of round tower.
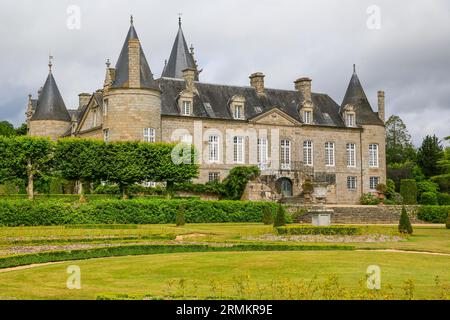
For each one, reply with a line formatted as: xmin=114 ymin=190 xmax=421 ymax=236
xmin=102 ymin=17 xmax=161 ymax=142
xmin=29 ymin=59 xmax=71 ymax=140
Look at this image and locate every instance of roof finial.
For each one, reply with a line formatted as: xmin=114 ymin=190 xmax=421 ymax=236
xmin=190 ymin=44 xmax=194 ymax=55
xmin=353 ymin=64 xmax=356 ymax=74
xmin=130 ymin=15 xmax=134 ymax=26
xmin=178 ymin=13 xmax=182 ymax=27
xmin=164 ymin=59 xmax=167 ymax=67
xmin=106 ymin=58 xmax=111 ymax=68
xmin=48 ymin=54 xmax=54 ymax=72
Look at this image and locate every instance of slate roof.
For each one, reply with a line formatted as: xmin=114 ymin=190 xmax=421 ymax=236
xmin=31 ymin=72 xmax=71 ymax=122
xmin=111 ymin=23 xmax=158 ymax=90
xmin=157 ymin=78 xmax=348 ymax=127
xmin=341 ymin=69 xmax=384 ymax=126
xmin=161 ymin=20 xmax=198 ymax=80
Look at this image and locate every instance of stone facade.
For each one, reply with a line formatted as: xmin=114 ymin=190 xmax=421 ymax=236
xmin=28 ymin=120 xmax=71 ymax=140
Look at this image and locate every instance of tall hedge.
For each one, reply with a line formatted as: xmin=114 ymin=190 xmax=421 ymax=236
xmin=0 ymin=199 xmax=279 ymax=226
xmin=417 ymin=206 xmax=450 ymax=223
xmin=400 ymin=179 xmax=418 ymax=204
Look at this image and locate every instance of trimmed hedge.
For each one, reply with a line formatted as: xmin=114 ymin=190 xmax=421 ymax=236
xmin=0 ymin=244 xmax=354 ymax=269
xmin=420 ymin=192 xmax=438 ymax=205
xmin=275 ymin=225 xmax=361 ymax=236
xmin=417 ymin=206 xmax=450 ymax=223
xmin=400 ymin=179 xmax=418 ymax=205
xmin=0 ymin=199 xmax=281 ymax=226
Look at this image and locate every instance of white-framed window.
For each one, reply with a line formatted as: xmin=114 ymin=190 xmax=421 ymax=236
xmin=208 ymin=135 xmax=219 ymax=163
xmin=234 ymin=105 xmax=243 ymax=119
xmin=369 ymin=144 xmax=379 ymax=167
xmin=280 ymin=139 xmax=291 ymax=170
xmin=347 ymin=176 xmax=357 ymax=190
xmin=233 ymin=136 xmax=245 ymax=164
xmin=257 ymin=138 xmax=268 ymax=168
xmin=92 ymin=109 xmax=98 ymax=127
xmin=144 ymin=128 xmax=155 ymax=142
xmin=303 ymin=110 xmax=312 ymax=124
xmin=303 ymin=140 xmax=313 ymax=166
xmin=370 ymin=177 xmax=380 ymax=190
xmin=208 ymin=172 xmax=220 ymax=182
xmin=103 ymin=99 xmax=108 ymax=116
xmin=103 ymin=129 xmax=109 ymax=143
xmin=346 ymin=113 xmax=355 ymax=127
xmin=143 ymin=181 xmax=156 ymax=188
xmin=181 ymin=100 xmax=191 ymax=116
xmin=325 ymin=142 xmax=335 ymax=166
xmin=180 ymin=133 xmax=192 ymax=145
xmin=346 ymin=143 xmax=356 ymax=167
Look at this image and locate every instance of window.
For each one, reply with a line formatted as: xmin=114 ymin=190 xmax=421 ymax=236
xmin=303 ymin=110 xmax=312 ymax=124
xmin=103 ymin=99 xmax=108 ymax=116
xmin=280 ymin=139 xmax=291 ymax=170
xmin=303 ymin=140 xmax=313 ymax=166
xmin=233 ymin=136 xmax=244 ymax=164
xmin=370 ymin=177 xmax=379 ymax=190
xmin=234 ymin=105 xmax=243 ymax=119
xmin=347 ymin=176 xmax=357 ymax=190
xmin=181 ymin=100 xmax=191 ymax=116
xmin=346 ymin=113 xmax=355 ymax=127
xmin=257 ymin=138 xmax=268 ymax=169
xmin=103 ymin=129 xmax=109 ymax=143
xmin=144 ymin=128 xmax=155 ymax=142
xmin=325 ymin=142 xmax=335 ymax=166
xmin=369 ymin=144 xmax=379 ymax=167
xmin=92 ymin=109 xmax=98 ymax=127
xmin=180 ymin=134 xmax=192 ymax=144
xmin=208 ymin=135 xmax=219 ymax=162
xmin=208 ymin=172 xmax=220 ymax=182
xmin=143 ymin=181 xmax=156 ymax=187
xmin=346 ymin=143 xmax=356 ymax=167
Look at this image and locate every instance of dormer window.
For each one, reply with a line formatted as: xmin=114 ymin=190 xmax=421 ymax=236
xmin=303 ymin=110 xmax=312 ymax=124
xmin=181 ymin=100 xmax=191 ymax=116
xmin=346 ymin=113 xmax=355 ymax=127
xmin=234 ymin=105 xmax=243 ymax=119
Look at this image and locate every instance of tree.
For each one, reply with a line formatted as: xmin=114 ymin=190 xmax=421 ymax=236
xmin=222 ymin=166 xmax=260 ymax=200
xmin=385 ymin=115 xmax=416 ymax=165
xmin=398 ymin=206 xmax=413 ymax=234
xmin=416 ymin=135 xmax=444 ymax=177
xmin=262 ymin=205 xmax=274 ymax=225
xmin=273 ymin=204 xmax=287 ymax=227
xmin=54 ymin=138 xmax=105 ymax=201
xmin=15 ymin=123 xmax=28 ymax=136
xmin=176 ymin=204 xmax=186 ymax=226
xmin=0 ymin=136 xmax=54 ymax=199
xmin=0 ymin=121 xmax=16 ymax=137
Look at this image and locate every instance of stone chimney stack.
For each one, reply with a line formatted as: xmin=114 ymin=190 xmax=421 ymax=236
xmin=378 ymin=90 xmax=385 ymax=123
xmin=78 ymin=93 xmax=91 ymax=108
xmin=182 ymin=68 xmax=197 ymax=92
xmin=294 ymin=77 xmax=312 ymax=101
xmin=249 ymin=72 xmax=265 ymax=95
xmin=128 ymin=38 xmax=141 ymax=88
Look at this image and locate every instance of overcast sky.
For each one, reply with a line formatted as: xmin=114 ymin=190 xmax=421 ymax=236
xmin=1 ymin=0 xmax=449 ymax=145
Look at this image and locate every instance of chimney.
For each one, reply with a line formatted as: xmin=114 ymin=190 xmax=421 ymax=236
xmin=249 ymin=72 xmax=265 ymax=95
xmin=378 ymin=90 xmax=385 ymax=123
xmin=128 ymin=38 xmax=141 ymax=88
xmin=78 ymin=93 xmax=91 ymax=108
xmin=294 ymin=77 xmax=312 ymax=101
xmin=182 ymin=68 xmax=197 ymax=92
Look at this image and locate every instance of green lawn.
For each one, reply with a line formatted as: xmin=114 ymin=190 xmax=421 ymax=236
xmin=0 ymin=251 xmax=449 ymax=300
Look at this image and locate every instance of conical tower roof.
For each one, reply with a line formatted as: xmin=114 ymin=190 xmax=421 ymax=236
xmin=162 ymin=18 xmax=198 ymax=80
xmin=31 ymin=65 xmax=71 ymax=122
xmin=111 ymin=17 xmax=158 ymax=89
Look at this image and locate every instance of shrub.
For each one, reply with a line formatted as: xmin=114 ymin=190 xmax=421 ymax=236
xmin=446 ymin=216 xmax=450 ymax=229
xmin=94 ymin=184 xmax=120 ymax=195
xmin=400 ymin=179 xmax=417 ymax=204
xmin=437 ymin=193 xmax=450 ymax=206
xmin=174 ymin=181 xmax=225 ymax=196
xmin=382 ymin=199 xmax=395 ymax=205
xmin=0 ymin=198 xmax=279 ymax=226
xmin=360 ymin=193 xmax=380 ymax=205
xmin=419 ymin=192 xmax=438 ymax=205
xmin=391 ymin=192 xmax=404 ymax=205
xmin=276 ymin=225 xmax=360 ymax=236
xmin=416 ymin=181 xmax=439 ymax=199
xmin=262 ymin=205 xmax=274 ymax=225
xmin=176 ymin=205 xmax=186 ymax=226
xmin=49 ymin=178 xmax=64 ymax=195
xmin=273 ymin=204 xmax=287 ymax=227
xmin=376 ymin=183 xmax=387 ymax=195
xmin=291 ymin=208 xmax=308 ymax=222
xmin=431 ymin=174 xmax=450 ymax=193
xmin=398 ymin=206 xmax=413 ymax=234
xmin=386 ymin=179 xmax=396 ymax=199
xmin=417 ymin=206 xmax=450 ymax=223
xmin=222 ymin=166 xmax=260 ymax=200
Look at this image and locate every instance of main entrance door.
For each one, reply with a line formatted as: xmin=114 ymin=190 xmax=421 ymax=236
xmin=277 ymin=178 xmax=293 ymax=197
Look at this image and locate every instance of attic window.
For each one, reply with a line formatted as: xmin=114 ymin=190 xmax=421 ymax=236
xmin=233 ymin=105 xmax=243 ymax=119
xmin=230 ymin=95 xmax=245 ymax=120
xmin=181 ymin=101 xmax=191 ymax=116
xmin=254 ymin=106 xmax=263 ymax=113
xmin=346 ymin=113 xmax=355 ymax=127
xmin=303 ymin=110 xmax=312 ymax=124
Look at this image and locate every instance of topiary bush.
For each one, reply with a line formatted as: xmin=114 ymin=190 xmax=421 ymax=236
xmin=400 ymin=179 xmax=418 ymax=204
xmin=262 ymin=205 xmax=274 ymax=225
xmin=399 ymin=206 xmax=413 ymax=234
xmin=419 ymin=192 xmax=438 ymax=205
xmin=437 ymin=193 xmax=450 ymax=206
xmin=176 ymin=204 xmax=186 ymax=226
xmin=273 ymin=204 xmax=287 ymax=227
xmin=417 ymin=206 xmax=450 ymax=223
xmin=276 ymin=225 xmax=361 ymax=236
xmin=416 ymin=180 xmax=439 ymax=199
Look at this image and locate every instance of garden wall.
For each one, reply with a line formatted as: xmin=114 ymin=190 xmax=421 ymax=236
xmin=287 ymin=205 xmax=423 ymax=224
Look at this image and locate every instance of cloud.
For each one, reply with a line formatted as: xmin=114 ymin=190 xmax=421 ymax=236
xmin=0 ymin=0 xmax=449 ymax=145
